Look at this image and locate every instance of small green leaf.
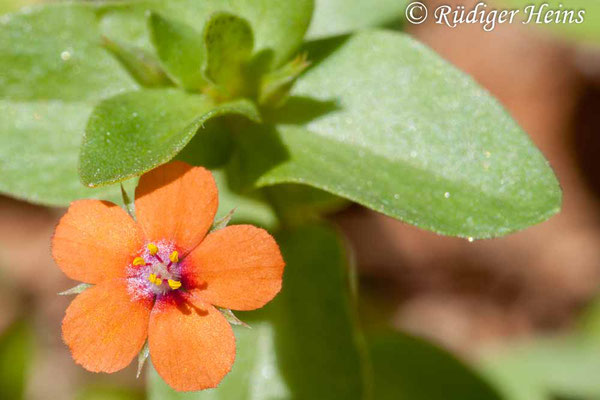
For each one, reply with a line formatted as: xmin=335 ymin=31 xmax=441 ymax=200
xmin=203 ymin=12 xmax=254 ymax=100
xmin=79 ymin=89 xmax=259 ymax=186
xmin=102 ymin=36 xmax=172 ymax=88
xmin=148 ymin=12 xmax=207 ymax=90
xmin=137 ymin=341 xmax=150 ymax=378
xmin=0 ymin=321 xmax=33 ymax=400
xmin=259 ymin=53 xmax=310 ymax=107
xmin=59 ymin=283 xmax=93 ymax=296
xmin=230 ymin=31 xmax=562 ymax=238
xmin=218 ymin=308 xmax=250 ymax=328
xmin=211 ymin=209 xmax=236 ymax=232
xmin=307 ymin=0 xmax=408 ymax=39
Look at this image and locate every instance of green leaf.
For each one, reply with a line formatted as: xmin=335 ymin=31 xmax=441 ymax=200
xmin=230 ymin=31 xmax=562 ymax=238
xmin=307 ymin=0 xmax=408 ymax=39
xmin=101 ymin=36 xmax=172 ymax=88
xmin=80 ymin=89 xmax=259 ymax=187
xmin=0 ymin=3 xmax=138 ymax=102
xmin=147 ymin=224 xmax=366 ymax=399
xmin=0 ymin=3 xmax=141 ymax=205
xmin=0 ymin=100 xmax=135 ymax=206
xmin=0 ymin=321 xmax=33 ymax=400
xmin=369 ymin=331 xmax=504 ymax=400
xmin=148 ymin=12 xmax=207 ymax=90
xmin=203 ymin=12 xmax=254 ymax=99
xmin=59 ymin=283 xmax=93 ymax=296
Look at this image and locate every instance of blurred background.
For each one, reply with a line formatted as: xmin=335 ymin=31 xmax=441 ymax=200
xmin=1 ymin=0 xmax=599 ymax=399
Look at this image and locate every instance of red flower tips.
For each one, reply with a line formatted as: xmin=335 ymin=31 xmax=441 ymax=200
xmin=52 ymin=161 xmax=285 ymax=391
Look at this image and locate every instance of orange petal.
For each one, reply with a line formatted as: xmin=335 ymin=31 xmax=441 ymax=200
xmin=135 ymin=161 xmax=218 ymax=254
xmin=52 ymin=200 xmax=144 ymax=284
xmin=62 ymin=280 xmax=152 ymax=373
xmin=185 ymin=225 xmax=285 ymax=311
xmin=149 ymin=292 xmax=235 ymax=391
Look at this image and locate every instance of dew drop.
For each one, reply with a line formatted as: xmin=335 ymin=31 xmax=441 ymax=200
xmin=467 ymin=237 xmax=474 ymax=243
xmin=444 ymin=192 xmax=451 ymax=199
xmin=394 ymin=194 xmax=400 ymax=200
xmin=60 ymin=50 xmax=72 ymax=61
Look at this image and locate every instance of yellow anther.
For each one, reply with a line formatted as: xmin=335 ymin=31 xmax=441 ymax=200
xmin=147 ymin=243 xmax=158 ymax=255
xmin=154 ymin=278 xmax=163 ymax=286
xmin=169 ymin=251 xmax=179 ymax=263
xmin=133 ymin=257 xmax=146 ymax=266
xmin=168 ymin=279 xmax=182 ymax=290
xmin=148 ymin=273 xmax=157 ymax=284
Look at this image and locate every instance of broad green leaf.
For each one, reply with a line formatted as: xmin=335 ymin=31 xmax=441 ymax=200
xmin=147 ymin=224 xmax=366 ymax=399
xmin=203 ymin=12 xmax=254 ymax=99
xmin=0 ymin=321 xmax=33 ymax=400
xmin=307 ymin=0 xmax=408 ymax=39
xmin=500 ymin=0 xmax=600 ymax=45
xmin=102 ymin=0 xmax=314 ymax=67
xmin=0 ymin=3 xmax=140 ymax=205
xmin=0 ymin=3 xmax=138 ymax=102
xmin=270 ymin=224 xmax=367 ymax=399
xmin=148 ymin=12 xmax=206 ymax=90
xmin=0 ymin=100 xmax=134 ymax=205
xmin=80 ymin=89 xmax=259 ymax=186
xmin=231 ymin=31 xmax=561 ymax=238
xmin=369 ymin=331 xmax=504 ymax=400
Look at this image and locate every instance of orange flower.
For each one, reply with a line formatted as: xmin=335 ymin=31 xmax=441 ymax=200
xmin=52 ymin=161 xmax=284 ymax=391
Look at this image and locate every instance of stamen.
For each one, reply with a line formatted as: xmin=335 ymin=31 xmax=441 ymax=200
xmin=169 ymin=251 xmax=179 ymax=263
xmin=154 ymin=278 xmax=163 ymax=286
xmin=148 ymin=273 xmax=157 ymax=284
xmin=133 ymin=257 xmax=146 ymax=266
xmin=168 ymin=279 xmax=182 ymax=290
xmin=147 ymin=243 xmax=158 ymax=255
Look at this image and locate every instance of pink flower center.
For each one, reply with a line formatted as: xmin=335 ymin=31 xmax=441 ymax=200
xmin=127 ymin=241 xmax=184 ymax=299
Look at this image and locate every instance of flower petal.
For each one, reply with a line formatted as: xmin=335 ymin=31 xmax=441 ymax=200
xmin=52 ymin=200 xmax=144 ymax=284
xmin=149 ymin=292 xmax=235 ymax=391
xmin=135 ymin=161 xmax=218 ymax=254
xmin=62 ymin=280 xmax=152 ymax=373
xmin=185 ymin=225 xmax=285 ymax=311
